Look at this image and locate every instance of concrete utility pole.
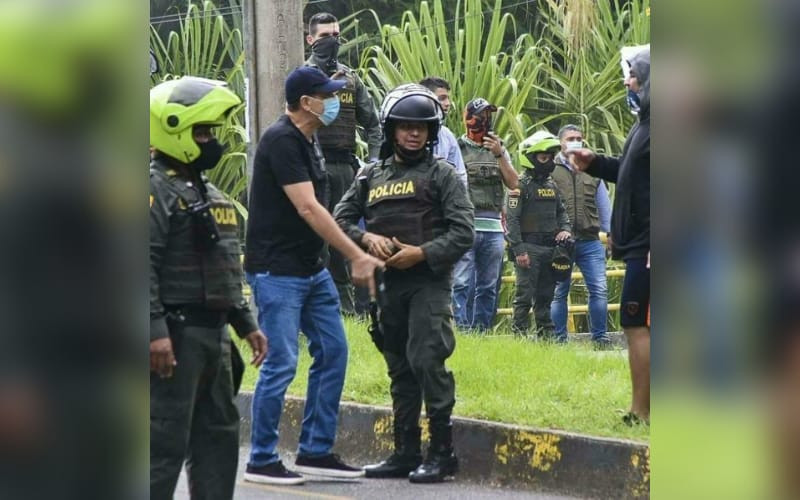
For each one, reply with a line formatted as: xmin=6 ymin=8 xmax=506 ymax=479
xmin=242 ymin=0 xmax=305 ymax=181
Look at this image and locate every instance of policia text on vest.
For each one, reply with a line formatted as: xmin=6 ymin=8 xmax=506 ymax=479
xmin=150 ymin=159 xmax=261 ymax=500
xmin=368 ymin=180 xmax=416 ymax=203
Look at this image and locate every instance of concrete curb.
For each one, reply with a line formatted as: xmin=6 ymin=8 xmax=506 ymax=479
xmin=235 ymin=393 xmax=649 ymax=499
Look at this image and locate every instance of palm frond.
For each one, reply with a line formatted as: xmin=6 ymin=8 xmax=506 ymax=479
xmin=150 ymin=0 xmax=249 ymax=218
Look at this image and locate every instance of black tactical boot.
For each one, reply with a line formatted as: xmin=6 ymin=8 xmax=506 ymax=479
xmin=408 ymin=420 xmax=458 ymax=483
xmin=364 ymin=426 xmax=422 ymax=478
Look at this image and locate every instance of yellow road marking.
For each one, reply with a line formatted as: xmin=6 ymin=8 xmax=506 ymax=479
xmin=237 ymin=481 xmax=355 ymax=500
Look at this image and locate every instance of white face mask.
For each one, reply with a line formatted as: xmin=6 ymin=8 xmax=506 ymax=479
xmin=565 ymin=140 xmax=582 ymax=152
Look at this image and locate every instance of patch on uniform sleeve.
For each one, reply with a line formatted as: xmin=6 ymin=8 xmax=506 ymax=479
xmin=508 ymin=189 xmax=520 ymax=208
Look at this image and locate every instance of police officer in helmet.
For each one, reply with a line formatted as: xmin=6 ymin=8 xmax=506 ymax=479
xmin=149 ymin=76 xmax=267 ymax=500
xmin=507 ymin=131 xmax=572 ymax=339
xmin=334 ymin=84 xmax=474 ymax=483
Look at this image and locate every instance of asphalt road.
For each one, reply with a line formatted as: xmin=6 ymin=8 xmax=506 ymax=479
xmin=175 ymin=448 xmax=582 ymax=500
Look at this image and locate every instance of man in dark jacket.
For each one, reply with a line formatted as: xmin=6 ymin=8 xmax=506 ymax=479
xmin=572 ymin=47 xmax=650 ymax=424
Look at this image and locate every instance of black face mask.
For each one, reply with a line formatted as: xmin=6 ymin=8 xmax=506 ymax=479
xmin=529 ymin=155 xmax=555 ymax=178
xmin=188 ymin=139 xmax=225 ymax=171
xmin=394 ymin=143 xmax=426 ymax=164
xmin=311 ymin=35 xmax=340 ymax=74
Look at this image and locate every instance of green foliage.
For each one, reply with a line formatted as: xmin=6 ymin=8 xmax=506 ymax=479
xmin=304 ymin=0 xmax=439 ymax=29
xmin=528 ymin=0 xmax=650 ymax=155
xmin=149 ymin=0 xmax=249 ymax=218
xmin=236 ymin=318 xmax=649 ymax=441
xmin=148 ymin=0 xmax=649 ymax=219
xmin=359 ymin=0 xmax=545 ymax=151
xmin=358 ymin=0 xmax=649 ymax=156
xmin=356 ymin=0 xmax=648 ymax=329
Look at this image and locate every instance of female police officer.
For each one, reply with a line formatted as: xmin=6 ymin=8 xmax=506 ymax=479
xmin=334 ymin=84 xmax=474 ymax=483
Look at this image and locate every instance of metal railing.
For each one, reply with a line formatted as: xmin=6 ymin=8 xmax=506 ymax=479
xmin=495 ymin=268 xmax=625 ymax=316
xmin=241 ymin=250 xmax=626 ymax=319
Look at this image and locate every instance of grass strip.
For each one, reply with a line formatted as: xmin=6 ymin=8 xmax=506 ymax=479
xmin=236 ymin=316 xmax=648 ymax=442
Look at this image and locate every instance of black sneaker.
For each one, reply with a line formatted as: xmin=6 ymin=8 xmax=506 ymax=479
xmin=593 ymin=339 xmax=614 ymax=351
xmin=243 ymin=460 xmax=305 ymax=485
xmin=294 ymin=453 xmax=365 ymax=478
xmin=622 ymin=412 xmax=650 ymax=427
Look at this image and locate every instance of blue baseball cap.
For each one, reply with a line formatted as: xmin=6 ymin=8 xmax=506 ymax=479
xmin=285 ymin=66 xmax=346 ymax=105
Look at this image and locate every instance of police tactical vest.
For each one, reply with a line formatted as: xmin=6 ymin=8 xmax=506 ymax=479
xmin=316 ymin=67 xmax=357 ymax=151
xmin=151 ymin=166 xmax=245 ymax=311
xmin=362 ymin=157 xmax=447 ymax=248
xmin=458 ymin=138 xmax=504 ymax=212
xmin=519 ymin=175 xmax=560 ymax=235
xmin=551 ymin=162 xmax=600 ymax=240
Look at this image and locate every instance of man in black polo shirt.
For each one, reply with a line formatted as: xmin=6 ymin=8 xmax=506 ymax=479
xmin=243 ymin=66 xmax=382 ymax=485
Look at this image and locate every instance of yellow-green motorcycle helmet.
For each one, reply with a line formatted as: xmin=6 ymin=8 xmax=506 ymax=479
xmin=150 ymin=76 xmax=241 ymax=163
xmin=518 ymin=130 xmax=560 ymax=169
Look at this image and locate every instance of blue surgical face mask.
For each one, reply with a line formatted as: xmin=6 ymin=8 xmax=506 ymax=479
xmin=309 ymin=96 xmax=340 ymax=126
xmin=626 ymin=88 xmax=641 ymax=115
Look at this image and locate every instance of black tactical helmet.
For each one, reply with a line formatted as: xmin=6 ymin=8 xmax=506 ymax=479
xmin=551 ymin=237 xmax=576 ymax=282
xmin=378 ymin=84 xmax=442 ymax=158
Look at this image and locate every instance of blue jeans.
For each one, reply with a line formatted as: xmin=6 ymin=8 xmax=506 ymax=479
xmin=246 ymin=269 xmax=348 ymax=466
xmin=452 ymin=231 xmax=505 ymax=331
xmin=550 ymin=239 xmax=609 ymax=342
